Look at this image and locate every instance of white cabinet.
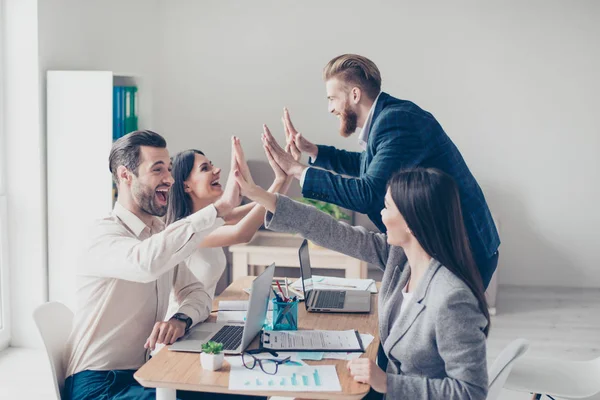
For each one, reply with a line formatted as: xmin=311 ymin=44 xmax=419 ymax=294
xmin=47 ymin=71 xmax=141 ymax=308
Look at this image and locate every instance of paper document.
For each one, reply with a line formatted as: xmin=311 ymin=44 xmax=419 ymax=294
xmin=323 ymin=333 xmax=375 ymax=360
xmin=228 ymin=364 xmax=341 ymax=392
xmin=261 ymin=330 xmax=363 ymax=352
xmin=218 ymin=300 xmax=273 ymax=311
xmin=292 ymin=276 xmax=377 ymax=293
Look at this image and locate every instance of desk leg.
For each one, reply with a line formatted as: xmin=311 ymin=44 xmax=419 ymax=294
xmin=346 ymin=259 xmax=362 ymax=279
xmin=232 ymin=253 xmax=249 ymax=281
xmin=156 ymin=388 xmax=176 ymax=400
xmin=359 ymin=261 xmax=368 ymax=279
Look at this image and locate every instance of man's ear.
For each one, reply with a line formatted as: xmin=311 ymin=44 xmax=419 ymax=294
xmin=117 ymin=165 xmax=132 ymax=185
xmin=351 ymin=87 xmax=362 ymax=105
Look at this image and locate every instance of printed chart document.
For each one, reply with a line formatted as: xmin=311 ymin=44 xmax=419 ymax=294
xmin=261 ymin=330 xmax=364 ymax=352
xmin=292 ymin=276 xmax=377 ymax=293
xmin=228 ymin=364 xmax=341 ymax=392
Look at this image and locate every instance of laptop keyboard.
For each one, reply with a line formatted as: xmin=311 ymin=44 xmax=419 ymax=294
xmin=314 ymin=291 xmax=345 ymax=309
xmin=211 ymin=325 xmax=244 ymax=350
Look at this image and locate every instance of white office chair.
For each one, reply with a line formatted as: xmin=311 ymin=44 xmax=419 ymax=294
xmin=33 ymin=302 xmax=74 ymax=400
xmin=487 ymin=338 xmax=530 ymax=400
xmin=505 ymin=354 xmax=600 ymax=399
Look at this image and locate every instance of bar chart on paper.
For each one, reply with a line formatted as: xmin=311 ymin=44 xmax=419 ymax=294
xmin=229 ymin=365 xmax=341 ymax=392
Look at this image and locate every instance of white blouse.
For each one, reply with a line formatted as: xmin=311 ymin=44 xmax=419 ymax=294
xmin=167 ymin=245 xmax=227 ymax=318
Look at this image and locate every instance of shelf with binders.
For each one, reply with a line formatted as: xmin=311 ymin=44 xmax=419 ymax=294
xmin=112 ymin=76 xmax=140 ymax=205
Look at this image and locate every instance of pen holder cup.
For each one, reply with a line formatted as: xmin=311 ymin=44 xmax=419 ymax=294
xmin=271 ymin=298 xmax=298 ymax=331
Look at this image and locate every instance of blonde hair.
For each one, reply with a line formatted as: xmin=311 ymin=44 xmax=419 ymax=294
xmin=323 ymin=54 xmax=381 ymax=101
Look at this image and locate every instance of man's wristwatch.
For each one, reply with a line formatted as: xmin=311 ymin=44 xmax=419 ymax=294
xmin=171 ymin=313 xmax=192 ymax=332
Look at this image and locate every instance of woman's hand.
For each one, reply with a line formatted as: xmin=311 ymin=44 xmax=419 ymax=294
xmin=232 ymin=136 xmax=255 ymax=185
xmin=347 ymin=358 xmax=388 ymax=393
xmin=214 ymin=137 xmax=243 ymax=217
xmin=263 ymin=128 xmax=288 ymax=183
xmin=233 ymin=158 xmax=277 ymax=214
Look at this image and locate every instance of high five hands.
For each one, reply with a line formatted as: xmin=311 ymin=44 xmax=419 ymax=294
xmin=262 ymin=110 xmax=315 ymax=182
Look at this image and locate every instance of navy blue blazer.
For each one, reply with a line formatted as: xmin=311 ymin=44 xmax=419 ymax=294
xmin=302 ymin=92 xmax=500 ymax=284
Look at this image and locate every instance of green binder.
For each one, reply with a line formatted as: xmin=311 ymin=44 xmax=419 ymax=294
xmin=124 ymin=86 xmax=138 ymax=135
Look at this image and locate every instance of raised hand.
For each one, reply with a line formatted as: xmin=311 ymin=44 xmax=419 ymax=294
xmin=232 ymin=136 xmax=255 ymax=185
xmin=264 ymin=142 xmax=287 ymax=182
xmin=282 ymin=108 xmax=318 ymax=160
xmin=262 ymin=124 xmax=306 ymax=180
xmin=214 ymin=137 xmax=243 ymax=217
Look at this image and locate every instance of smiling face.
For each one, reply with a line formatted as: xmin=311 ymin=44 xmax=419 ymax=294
xmin=381 ymin=188 xmax=413 ymax=247
xmin=326 ymin=77 xmax=359 ymax=137
xmin=184 ymin=153 xmax=223 ymax=204
xmin=129 ymin=145 xmax=174 ymax=217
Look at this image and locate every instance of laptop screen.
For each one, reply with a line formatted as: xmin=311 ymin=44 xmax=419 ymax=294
xmin=240 ymin=263 xmax=276 ymax=350
xmin=298 ymin=239 xmax=313 ymax=306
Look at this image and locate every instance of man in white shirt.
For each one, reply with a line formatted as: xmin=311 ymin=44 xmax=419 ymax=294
xmin=63 ymin=130 xmax=246 ymax=400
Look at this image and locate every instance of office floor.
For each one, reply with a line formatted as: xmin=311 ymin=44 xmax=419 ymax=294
xmin=1 ymin=284 xmax=599 ymax=400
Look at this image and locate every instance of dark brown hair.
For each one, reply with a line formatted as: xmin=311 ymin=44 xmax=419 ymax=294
xmin=388 ymin=168 xmax=490 ymax=336
xmin=109 ymin=130 xmax=166 ymax=184
xmin=165 ymin=149 xmax=205 ymax=225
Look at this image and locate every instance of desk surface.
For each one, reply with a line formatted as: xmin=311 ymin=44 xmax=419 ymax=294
xmin=135 ymin=276 xmax=380 ymax=399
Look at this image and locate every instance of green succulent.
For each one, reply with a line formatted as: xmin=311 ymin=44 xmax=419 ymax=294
xmin=201 ymin=341 xmax=224 ymax=354
xmin=295 ymin=198 xmax=351 ymax=221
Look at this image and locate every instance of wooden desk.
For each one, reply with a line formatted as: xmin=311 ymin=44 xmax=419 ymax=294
xmin=228 ymin=231 xmax=368 ymax=281
xmin=135 ymin=276 xmax=380 ymax=399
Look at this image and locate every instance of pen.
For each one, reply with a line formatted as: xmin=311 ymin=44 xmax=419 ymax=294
xmin=276 ymin=280 xmax=288 ymax=301
xmin=271 ymin=288 xmax=282 ymax=302
xmin=285 ymin=277 xmax=290 ymax=299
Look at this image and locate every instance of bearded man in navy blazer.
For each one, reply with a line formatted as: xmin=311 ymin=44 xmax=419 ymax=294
xmin=262 ymin=54 xmax=500 ymax=287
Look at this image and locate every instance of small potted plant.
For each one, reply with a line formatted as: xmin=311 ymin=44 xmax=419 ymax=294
xmin=200 ymin=341 xmax=224 ymax=371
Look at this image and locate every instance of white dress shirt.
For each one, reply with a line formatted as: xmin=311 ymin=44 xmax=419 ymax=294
xmin=300 ymin=92 xmax=381 ymax=186
xmin=64 ymin=202 xmax=224 ymax=377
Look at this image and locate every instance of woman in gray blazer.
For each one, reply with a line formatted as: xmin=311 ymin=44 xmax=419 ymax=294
xmin=233 ymin=139 xmax=491 ymax=399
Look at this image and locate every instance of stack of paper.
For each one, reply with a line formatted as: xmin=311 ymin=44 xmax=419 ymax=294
xmin=291 ymin=276 xmax=377 ymax=293
xmin=261 ymin=330 xmax=364 ymax=352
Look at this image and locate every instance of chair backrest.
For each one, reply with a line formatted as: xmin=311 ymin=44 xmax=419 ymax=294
xmin=33 ymin=302 xmax=74 ymax=399
xmin=487 ymin=338 xmax=529 ymax=400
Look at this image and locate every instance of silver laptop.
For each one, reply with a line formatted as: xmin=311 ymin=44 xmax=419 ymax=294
xmin=169 ymin=263 xmax=276 ymax=354
xmin=299 ymin=239 xmax=371 ymax=313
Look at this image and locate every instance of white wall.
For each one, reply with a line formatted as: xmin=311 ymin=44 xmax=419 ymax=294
xmin=38 ymin=0 xmax=159 ymax=130
xmin=4 ymin=0 xmax=47 ymax=347
xmin=37 ymin=0 xmax=160 ymax=308
xmin=153 ymin=0 xmax=600 ymax=287
xmin=35 ymin=0 xmax=600 ymax=294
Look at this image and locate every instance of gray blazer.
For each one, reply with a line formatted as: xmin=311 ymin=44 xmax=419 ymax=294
xmin=265 ymin=195 xmax=488 ymax=400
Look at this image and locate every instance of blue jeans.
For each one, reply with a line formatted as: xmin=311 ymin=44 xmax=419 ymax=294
xmin=64 ymin=370 xmax=264 ymax=400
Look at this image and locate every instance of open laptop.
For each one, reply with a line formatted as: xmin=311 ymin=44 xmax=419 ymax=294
xmin=299 ymin=239 xmax=371 ymax=313
xmin=169 ymin=263 xmax=275 ymax=354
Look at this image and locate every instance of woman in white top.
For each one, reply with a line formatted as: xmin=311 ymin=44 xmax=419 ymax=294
xmin=166 ymin=135 xmax=296 ymax=300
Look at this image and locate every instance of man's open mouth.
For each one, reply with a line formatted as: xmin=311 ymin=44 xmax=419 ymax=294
xmin=155 ymin=187 xmax=169 ymax=204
